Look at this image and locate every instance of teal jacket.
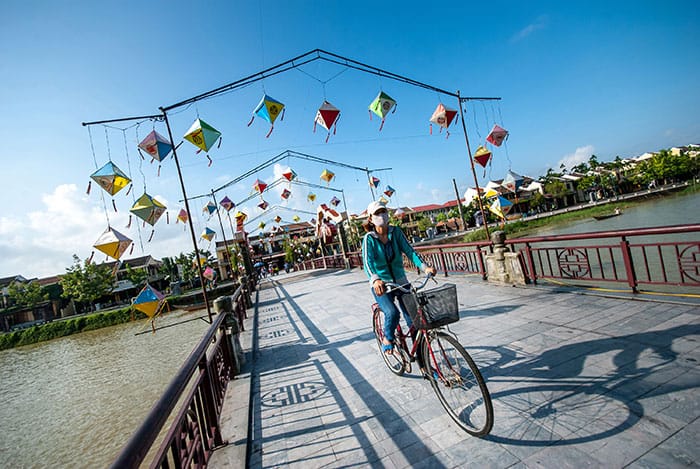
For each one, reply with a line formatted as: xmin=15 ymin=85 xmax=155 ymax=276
xmin=362 ymin=226 xmax=427 ymax=286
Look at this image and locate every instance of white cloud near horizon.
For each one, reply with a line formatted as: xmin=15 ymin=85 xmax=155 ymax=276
xmin=558 ymin=145 xmax=595 ymax=171
xmin=511 ymin=15 xmax=548 ymax=43
xmin=0 ymin=183 xmax=194 ymax=279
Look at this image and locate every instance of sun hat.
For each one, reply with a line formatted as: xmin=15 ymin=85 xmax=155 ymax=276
xmin=366 ymin=200 xmax=387 ymax=216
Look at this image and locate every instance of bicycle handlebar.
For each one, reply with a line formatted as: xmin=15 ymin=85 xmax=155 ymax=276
xmin=384 ymin=273 xmax=437 ymax=294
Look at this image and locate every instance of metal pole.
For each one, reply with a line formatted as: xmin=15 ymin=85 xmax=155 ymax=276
xmin=210 ymin=191 xmax=236 ymax=282
xmin=160 ymin=111 xmax=213 ymax=322
xmin=457 ymin=91 xmax=491 ymax=240
xmin=452 ymin=178 xmax=465 ymax=231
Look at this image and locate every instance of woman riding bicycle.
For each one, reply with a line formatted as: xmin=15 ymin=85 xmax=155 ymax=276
xmin=361 ymin=200 xmax=436 ymax=355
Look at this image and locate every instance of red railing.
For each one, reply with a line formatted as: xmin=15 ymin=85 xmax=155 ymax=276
xmin=506 ymin=224 xmax=700 ymax=292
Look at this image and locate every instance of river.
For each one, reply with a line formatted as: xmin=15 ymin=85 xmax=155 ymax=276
xmin=0 ymin=309 xmax=209 ymax=468
xmin=0 ymin=191 xmax=698 ymax=468
xmin=526 ymin=190 xmax=699 ymax=236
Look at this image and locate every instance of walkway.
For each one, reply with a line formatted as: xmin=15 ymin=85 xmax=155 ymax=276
xmin=210 ymin=268 xmax=699 ymax=468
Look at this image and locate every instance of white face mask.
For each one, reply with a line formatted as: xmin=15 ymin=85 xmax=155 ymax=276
xmin=372 ymin=212 xmax=389 ymax=227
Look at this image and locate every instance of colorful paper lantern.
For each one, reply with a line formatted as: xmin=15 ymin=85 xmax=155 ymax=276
xmin=176 ymin=209 xmax=189 ymax=224
xmin=90 ymin=161 xmax=131 ymax=196
xmin=384 ymin=185 xmax=395 ymax=197
xmin=429 ymin=103 xmax=458 ymax=137
xmin=330 ymin=196 xmax=341 ymax=207
xmin=219 ymin=196 xmax=235 ymax=212
xmin=258 ymin=200 xmax=269 ymax=210
xmin=320 ymin=169 xmax=335 ymax=184
xmin=248 ymin=94 xmax=285 ymax=137
xmin=132 ymin=284 xmax=166 ymax=318
xmin=281 ymin=188 xmax=291 ymax=200
xmin=201 ymin=227 xmax=216 ymax=242
xmin=137 ymin=130 xmax=173 ymax=162
xmin=203 ymin=201 xmax=217 ymax=216
xmin=486 ymin=124 xmax=508 ymax=147
xmin=93 ymin=227 xmax=132 ymax=261
xmin=314 ymin=100 xmax=341 ymax=142
xmin=369 ymin=176 xmax=380 ymax=188
xmin=474 ymin=146 xmax=492 ymax=168
xmin=368 ymin=91 xmax=397 ymax=130
xmin=130 ymin=192 xmax=166 ymax=226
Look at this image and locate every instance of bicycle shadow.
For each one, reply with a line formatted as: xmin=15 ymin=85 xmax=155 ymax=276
xmin=469 ymin=324 xmax=699 ymax=447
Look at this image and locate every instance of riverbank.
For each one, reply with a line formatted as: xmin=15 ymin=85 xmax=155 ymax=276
xmin=458 ymin=181 xmax=698 ymax=243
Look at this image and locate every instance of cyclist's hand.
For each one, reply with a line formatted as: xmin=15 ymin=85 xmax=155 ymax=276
xmin=373 ymin=279 xmax=386 ymax=296
xmin=425 ymin=266 xmax=437 ymax=277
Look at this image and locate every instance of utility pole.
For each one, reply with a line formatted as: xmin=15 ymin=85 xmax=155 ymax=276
xmin=452 ymin=178 xmax=466 ymax=231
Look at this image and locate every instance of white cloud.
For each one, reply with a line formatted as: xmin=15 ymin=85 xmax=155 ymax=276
xmin=558 ymin=145 xmax=595 ymax=171
xmin=0 ymin=183 xmax=194 ymax=279
xmin=511 ymin=15 xmax=548 ymax=43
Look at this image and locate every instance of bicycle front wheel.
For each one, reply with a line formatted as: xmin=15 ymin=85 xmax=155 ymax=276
xmin=372 ymin=305 xmax=406 ymax=376
xmin=422 ymin=331 xmax=493 ymax=436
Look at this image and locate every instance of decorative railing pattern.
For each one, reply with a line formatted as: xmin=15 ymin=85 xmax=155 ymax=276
xmin=506 ymin=224 xmax=700 ymax=291
xmin=110 ymin=283 xmax=250 ymax=468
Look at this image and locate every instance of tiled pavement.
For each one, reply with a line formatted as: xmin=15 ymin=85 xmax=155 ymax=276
xmin=209 ymin=268 xmax=700 ymax=468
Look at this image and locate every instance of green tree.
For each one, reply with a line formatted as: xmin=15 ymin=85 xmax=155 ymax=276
xmin=123 ymin=263 xmax=148 ymax=288
xmin=159 ymin=256 xmax=179 ymax=281
xmin=59 ymin=255 xmax=114 ymax=311
xmin=435 ymin=212 xmax=448 ymax=222
xmin=7 ymin=281 xmax=48 ymax=308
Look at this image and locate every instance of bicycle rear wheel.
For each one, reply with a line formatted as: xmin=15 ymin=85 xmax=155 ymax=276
xmin=372 ymin=305 xmax=406 ymax=376
xmin=422 ymin=331 xmax=493 ymax=436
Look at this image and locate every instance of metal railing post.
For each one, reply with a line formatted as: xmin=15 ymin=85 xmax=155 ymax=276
xmin=620 ymin=236 xmax=638 ymax=293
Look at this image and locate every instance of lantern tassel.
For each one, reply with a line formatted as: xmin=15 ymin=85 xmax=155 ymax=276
xmin=126 ymin=215 xmax=132 ymax=229
xmin=148 ymin=230 xmax=155 ymax=242
xmin=86 ymin=181 xmax=92 ymax=195
xmin=87 ymin=251 xmax=94 ymax=264
xmin=247 ymin=115 xmax=255 ymax=127
xmin=112 ymin=199 xmax=118 ymax=212
xmin=265 ymin=126 xmax=273 ymax=138
xmin=206 ymin=155 xmax=212 ymax=167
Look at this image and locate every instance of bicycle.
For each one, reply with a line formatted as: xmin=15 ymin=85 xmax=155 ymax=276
xmin=371 ymin=274 xmax=494 ymax=436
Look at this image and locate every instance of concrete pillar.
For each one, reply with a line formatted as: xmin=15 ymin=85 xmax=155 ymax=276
xmin=485 ymin=231 xmax=527 ymax=285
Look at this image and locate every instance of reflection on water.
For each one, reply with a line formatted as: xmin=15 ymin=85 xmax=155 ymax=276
xmin=0 ymin=309 xmax=209 ymax=468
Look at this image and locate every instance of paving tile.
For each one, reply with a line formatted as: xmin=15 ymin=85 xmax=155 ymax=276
xmin=210 ymin=269 xmax=700 ymax=468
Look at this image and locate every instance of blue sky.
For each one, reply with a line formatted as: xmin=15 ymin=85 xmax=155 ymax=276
xmin=1 ymin=0 xmax=699 ymax=279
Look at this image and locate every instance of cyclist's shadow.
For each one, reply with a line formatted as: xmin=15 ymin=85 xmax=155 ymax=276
xmin=470 ymin=324 xmax=698 ymax=446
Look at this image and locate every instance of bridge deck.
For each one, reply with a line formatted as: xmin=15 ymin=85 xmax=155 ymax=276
xmin=210 ymin=268 xmax=699 ymax=468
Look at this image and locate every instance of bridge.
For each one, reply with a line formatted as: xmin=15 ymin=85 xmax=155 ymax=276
xmin=110 ymin=223 xmax=700 ymax=468
xmin=197 ymin=268 xmax=699 ymax=468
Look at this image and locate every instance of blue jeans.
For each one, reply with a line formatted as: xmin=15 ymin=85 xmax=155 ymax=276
xmin=373 ymin=288 xmax=412 ymax=342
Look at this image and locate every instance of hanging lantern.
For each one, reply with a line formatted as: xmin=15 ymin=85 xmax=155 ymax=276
xmin=248 ymin=94 xmax=285 ymax=137
xmin=274 ymin=215 xmax=282 ymax=223
xmin=282 ymin=168 xmax=297 ymax=182
xmin=90 ymin=161 xmax=132 ymax=196
xmin=429 ymin=103 xmax=458 ymax=137
xmin=474 ymin=146 xmax=493 ymax=168
xmin=130 ymin=192 xmax=167 ymax=226
xmin=203 ymin=201 xmax=217 ymax=216
xmin=281 ymin=188 xmax=291 ymax=200
xmin=320 ymin=169 xmax=335 ymax=185
xmin=258 ymin=200 xmax=269 ymax=210
xmin=200 ymin=227 xmax=216 ymax=242
xmin=93 ymin=226 xmax=132 ymax=261
xmin=369 ymin=176 xmax=380 ymax=188
xmin=384 ymin=185 xmax=395 ymax=197
xmin=330 ymin=196 xmax=341 ymax=207
xmin=379 ymin=196 xmax=389 ymax=205
xmin=293 ymin=215 xmax=300 ymax=222
xmin=219 ymin=196 xmax=235 ymax=212
xmin=313 ymin=100 xmax=341 ymax=142
xmin=486 ymin=124 xmax=509 ymax=147
xmin=253 ymin=179 xmax=268 ymax=194
xmin=368 ymin=91 xmax=397 ymax=130
xmin=176 ymin=209 xmax=189 ymax=224
xmin=137 ymin=130 xmax=173 ymax=162
xmin=132 ymin=284 xmax=166 ymax=318
xmin=183 ymin=118 xmax=221 ymax=166
xmin=307 ymin=193 xmax=317 ymax=203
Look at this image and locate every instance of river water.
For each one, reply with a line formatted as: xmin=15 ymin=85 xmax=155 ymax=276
xmin=1 ymin=191 xmax=698 ymax=468
xmin=526 ymin=190 xmax=699 ymax=236
xmin=0 ymin=309 xmax=209 ymax=468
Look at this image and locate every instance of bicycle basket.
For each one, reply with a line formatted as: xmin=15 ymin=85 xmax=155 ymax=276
xmin=403 ymin=283 xmax=459 ymax=329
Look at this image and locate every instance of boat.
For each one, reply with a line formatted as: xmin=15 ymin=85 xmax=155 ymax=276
xmin=593 ymin=209 xmax=623 ymax=221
